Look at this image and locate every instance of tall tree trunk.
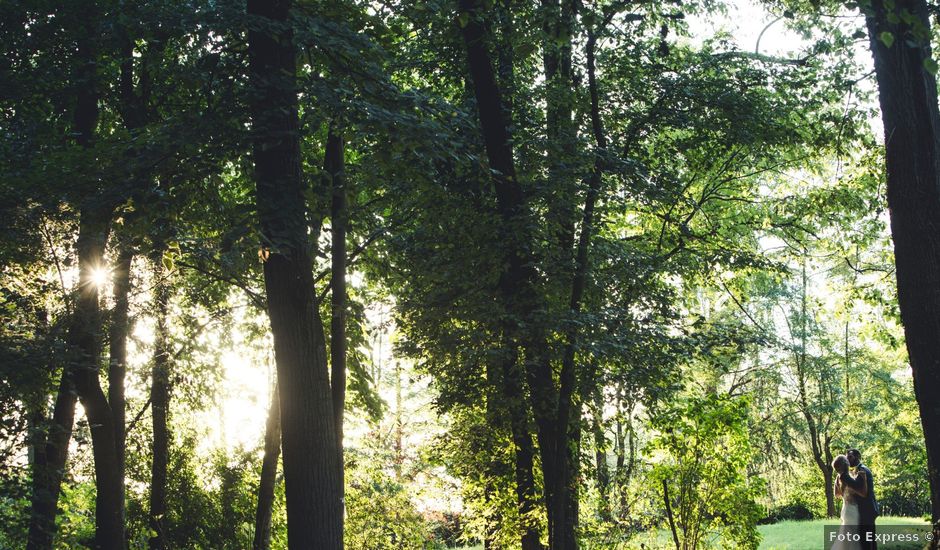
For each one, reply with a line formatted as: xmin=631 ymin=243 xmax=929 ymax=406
xmin=27 ymin=350 xmax=79 ymax=550
xmin=591 ymin=388 xmax=610 ymax=522
xmin=543 ymin=0 xmax=577 ymax=541
xmin=458 ymin=2 xmax=548 ymax=547
xmin=149 ymin=250 xmax=171 ymax=550
xmin=327 ymin=126 xmax=346 ymax=473
xmin=502 ymin=348 xmax=543 ymax=550
xmin=393 ymin=360 xmax=404 ymax=477
xmin=495 ymin=1 xmax=563 ymax=540
xmin=864 ymin=0 xmax=940 ymax=539
xmin=253 ymin=382 xmax=281 ymax=550
xmin=550 ymin=23 xmax=608 ymax=549
xmin=822 ymin=463 xmax=835 ymax=519
xmin=482 ymin=358 xmax=507 ymax=550
xmin=246 ymin=1 xmax=343 ymax=547
xmin=613 ymin=389 xmax=637 ymax=521
xmin=72 ymin=213 xmax=125 ymax=550
xmin=28 ymin=6 xmax=124 ymax=545
xmin=541 ymin=0 xmax=577 ymax=270
xmin=109 ymin=242 xmax=133 ymax=536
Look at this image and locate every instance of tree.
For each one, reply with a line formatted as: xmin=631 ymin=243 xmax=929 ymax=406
xmin=24 ymin=3 xmax=126 ymax=546
xmin=252 ymin=382 xmax=281 ymax=550
xmin=245 ymin=0 xmax=343 ymax=547
xmin=650 ymin=395 xmax=764 ymax=550
xmin=862 ymin=0 xmax=940 ymax=538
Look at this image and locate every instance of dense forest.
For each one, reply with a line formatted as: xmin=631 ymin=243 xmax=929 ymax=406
xmin=2 ymin=0 xmax=939 ymax=548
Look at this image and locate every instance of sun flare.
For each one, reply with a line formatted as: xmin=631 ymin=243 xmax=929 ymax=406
xmin=89 ymin=266 xmax=110 ymax=288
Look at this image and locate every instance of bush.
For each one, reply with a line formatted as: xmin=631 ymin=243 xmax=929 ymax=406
xmin=0 ymin=468 xmax=31 ymax=549
xmin=344 ymin=465 xmax=431 ymax=549
xmin=649 ymin=394 xmax=765 ymax=550
xmin=425 ymin=510 xmax=463 ymax=548
xmin=877 ymin=488 xmax=931 ymax=518
xmin=759 ymin=502 xmax=816 ymax=525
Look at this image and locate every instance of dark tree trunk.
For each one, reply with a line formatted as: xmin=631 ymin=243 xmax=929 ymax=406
xmin=253 ymin=383 xmax=281 ymax=550
xmin=27 ymin=355 xmax=79 ymax=550
xmin=149 ymin=251 xmax=171 ymax=550
xmin=561 ymin=414 xmax=581 ymax=549
xmin=591 ymin=389 xmax=610 ymax=522
xmin=482 ymin=358 xmax=506 ymax=550
xmin=71 ymin=213 xmax=124 ymax=550
xmin=541 ymin=0 xmax=577 ymax=270
xmin=864 ymin=0 xmax=940 ymax=538
xmin=502 ymin=348 xmax=543 ymax=550
xmin=822 ymin=465 xmax=835 ymax=519
xmin=663 ymin=480 xmax=680 ymax=550
xmin=327 ymin=127 xmax=346 ymax=465
xmin=108 ymin=243 xmax=133 ymax=533
xmin=28 ymin=8 xmax=124 ymax=545
xmin=457 ymin=1 xmax=548 ymax=547
xmin=27 ymin=213 xmax=123 ymax=550
xmin=613 ymin=389 xmax=637 ymax=521
xmin=246 ymin=1 xmax=344 ymax=547
xmin=550 ymin=23 xmax=608 ymax=549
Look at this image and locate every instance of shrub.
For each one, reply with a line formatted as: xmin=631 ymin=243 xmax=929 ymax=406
xmin=344 ymin=465 xmax=431 ymax=549
xmin=759 ymin=502 xmax=816 ymax=525
xmin=649 ymin=394 xmax=764 ymax=550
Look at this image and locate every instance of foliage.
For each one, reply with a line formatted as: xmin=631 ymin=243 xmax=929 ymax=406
xmin=0 ymin=0 xmax=932 ymax=546
xmin=344 ymin=463 xmax=431 ymax=550
xmin=759 ymin=502 xmax=817 ymax=524
xmin=649 ymin=394 xmax=764 ymax=550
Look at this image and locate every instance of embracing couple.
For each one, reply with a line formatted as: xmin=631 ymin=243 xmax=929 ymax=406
xmin=832 ymin=448 xmax=879 ymax=550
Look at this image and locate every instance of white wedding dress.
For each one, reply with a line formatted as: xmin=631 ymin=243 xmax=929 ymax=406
xmin=833 ymin=486 xmax=862 ymax=550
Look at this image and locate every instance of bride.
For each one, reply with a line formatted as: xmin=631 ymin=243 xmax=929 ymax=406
xmin=833 ymin=455 xmax=862 ymax=550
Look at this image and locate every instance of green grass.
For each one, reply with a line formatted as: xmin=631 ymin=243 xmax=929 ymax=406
xmin=613 ymin=516 xmax=932 ymax=549
xmin=759 ymin=516 xmax=931 ymax=550
xmin=458 ymin=517 xmax=933 ymax=549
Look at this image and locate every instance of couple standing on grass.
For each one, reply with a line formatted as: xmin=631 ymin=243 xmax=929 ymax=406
xmin=832 ymin=448 xmax=880 ymax=550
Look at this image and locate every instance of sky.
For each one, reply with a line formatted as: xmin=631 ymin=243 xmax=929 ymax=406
xmin=687 ymin=0 xmax=807 ymax=55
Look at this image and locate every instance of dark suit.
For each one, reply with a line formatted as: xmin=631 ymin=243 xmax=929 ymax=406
xmin=841 ymin=464 xmax=878 ymax=550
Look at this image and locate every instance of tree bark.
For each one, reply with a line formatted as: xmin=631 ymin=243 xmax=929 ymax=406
xmin=502 ymin=348 xmax=544 ymax=550
xmin=550 ymin=22 xmax=608 ymax=549
xmin=663 ymin=479 xmax=680 ymax=550
xmin=457 ymin=2 xmax=548 ymax=547
xmin=541 ymin=0 xmax=577 ymax=270
xmin=108 ymin=242 xmax=133 ymax=535
xmin=253 ymin=382 xmax=281 ymax=550
xmin=327 ymin=126 xmax=346 ymax=466
xmin=246 ymin=1 xmax=344 ymax=547
xmin=591 ymin=388 xmax=610 ymax=522
xmin=27 ymin=348 xmax=79 ymax=550
xmin=149 ymin=250 xmax=171 ymax=550
xmin=863 ymin=0 xmax=940 ymax=538
xmin=72 ymin=213 xmax=125 ymax=550
xmin=28 ymin=6 xmax=124 ymax=545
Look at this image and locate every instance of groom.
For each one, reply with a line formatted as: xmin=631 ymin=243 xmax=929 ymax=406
xmin=839 ymin=448 xmax=879 ymax=550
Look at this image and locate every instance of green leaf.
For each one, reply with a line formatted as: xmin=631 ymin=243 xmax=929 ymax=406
xmin=457 ymin=12 xmax=469 ymax=28
xmin=878 ymin=31 xmax=895 ymax=48
xmin=924 ymin=57 xmax=939 ymax=76
xmin=514 ymin=42 xmax=537 ymax=58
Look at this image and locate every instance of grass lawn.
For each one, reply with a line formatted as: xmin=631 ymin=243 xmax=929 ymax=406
xmin=457 ymin=516 xmax=933 ymax=549
xmin=759 ymin=516 xmax=933 ymax=550
xmin=615 ymin=516 xmax=933 ymax=549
